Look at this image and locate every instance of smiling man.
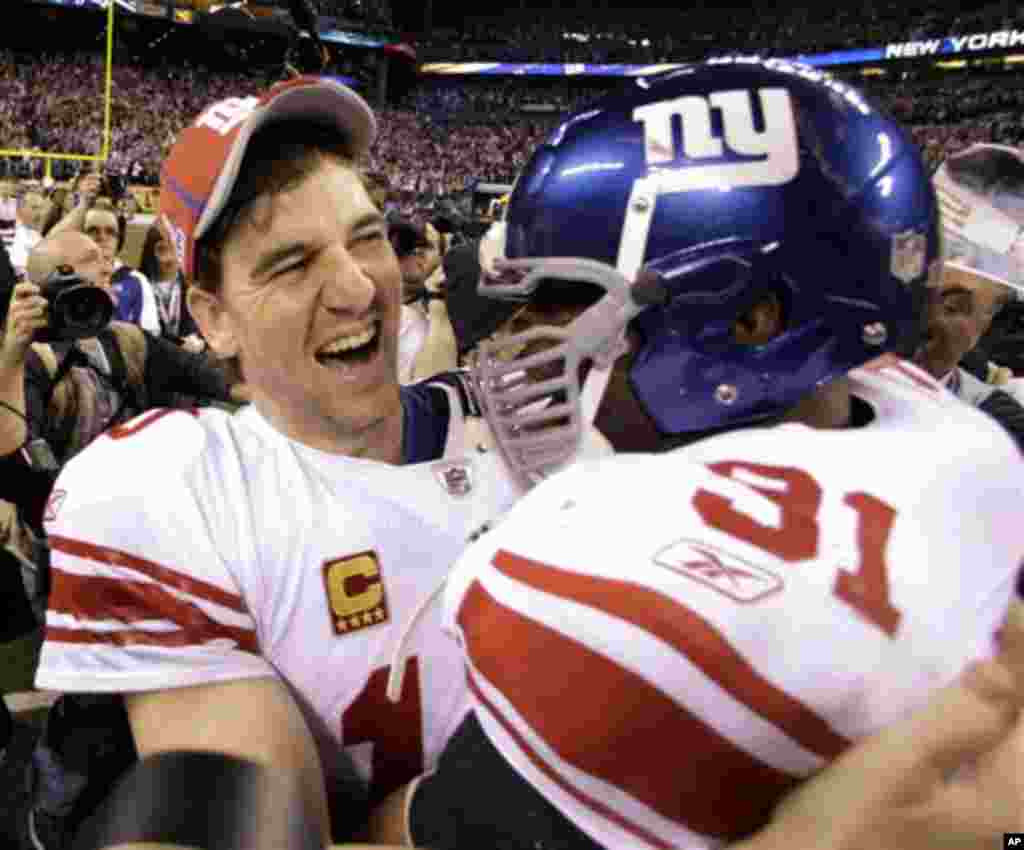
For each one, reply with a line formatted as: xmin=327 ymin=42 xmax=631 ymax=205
xmin=30 ymin=76 xmax=529 ymax=849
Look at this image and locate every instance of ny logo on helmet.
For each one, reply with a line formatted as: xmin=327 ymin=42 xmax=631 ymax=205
xmin=632 ymin=88 xmax=800 ymax=192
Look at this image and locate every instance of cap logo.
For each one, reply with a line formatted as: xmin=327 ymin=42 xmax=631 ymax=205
xmin=195 ymin=96 xmax=261 ymax=137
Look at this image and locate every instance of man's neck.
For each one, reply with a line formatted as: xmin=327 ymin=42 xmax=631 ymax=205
xmin=781 ymin=376 xmax=853 ymax=430
xmin=253 ymin=392 xmax=405 ymax=465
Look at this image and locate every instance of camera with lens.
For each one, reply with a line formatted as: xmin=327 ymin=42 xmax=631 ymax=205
xmin=36 ymin=265 xmax=115 ymax=343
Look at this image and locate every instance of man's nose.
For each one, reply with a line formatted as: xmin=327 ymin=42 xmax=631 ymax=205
xmin=318 ymin=245 xmax=376 ymax=316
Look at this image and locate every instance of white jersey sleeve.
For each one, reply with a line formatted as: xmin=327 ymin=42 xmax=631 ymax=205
xmin=36 ymin=407 xmax=274 ymax=693
xmin=444 ymin=358 xmax=1024 ymax=850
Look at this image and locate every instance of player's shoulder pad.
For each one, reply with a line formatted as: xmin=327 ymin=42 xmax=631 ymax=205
xmin=52 ymin=406 xmax=233 ymax=513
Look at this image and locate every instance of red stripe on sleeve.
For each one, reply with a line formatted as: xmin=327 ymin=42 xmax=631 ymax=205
xmin=466 ymin=669 xmax=674 ymax=850
xmin=44 ymin=623 xmax=259 ymax=654
xmin=49 ymin=535 xmax=247 ymax=613
xmin=459 ymin=579 xmax=801 ymax=841
xmin=47 ymin=567 xmax=259 ymax=655
xmin=492 ymin=549 xmax=851 ymax=760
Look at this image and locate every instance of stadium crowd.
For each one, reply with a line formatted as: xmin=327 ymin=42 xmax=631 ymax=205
xmin=4 ymin=5 xmax=1024 ymax=850
xmin=3 ymin=47 xmax=1024 ymax=192
xmin=420 ymin=0 xmax=1024 ymax=63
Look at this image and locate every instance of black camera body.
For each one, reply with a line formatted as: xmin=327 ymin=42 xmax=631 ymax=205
xmin=36 ymin=265 xmax=115 ymax=343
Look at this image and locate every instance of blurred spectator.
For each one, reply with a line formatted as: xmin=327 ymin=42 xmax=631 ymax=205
xmin=0 ymin=181 xmax=17 ymax=255
xmin=138 ymin=221 xmax=202 ymax=346
xmin=8 ymin=188 xmax=50 ymax=278
xmin=389 ymin=217 xmax=458 ymax=382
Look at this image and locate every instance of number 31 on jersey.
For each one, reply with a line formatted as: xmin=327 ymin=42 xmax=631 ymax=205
xmin=693 ymin=461 xmax=902 ymax=637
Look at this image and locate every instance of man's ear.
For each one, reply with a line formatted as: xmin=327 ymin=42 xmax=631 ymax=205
xmin=187 ymin=287 xmax=239 ymax=357
xmin=734 ymin=292 xmax=784 ymax=345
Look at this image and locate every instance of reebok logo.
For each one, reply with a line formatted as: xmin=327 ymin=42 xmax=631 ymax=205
xmin=653 ymin=538 xmax=783 ymax=603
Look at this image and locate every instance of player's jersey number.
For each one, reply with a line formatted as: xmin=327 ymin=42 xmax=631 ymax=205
xmin=693 ymin=461 xmax=902 ymax=637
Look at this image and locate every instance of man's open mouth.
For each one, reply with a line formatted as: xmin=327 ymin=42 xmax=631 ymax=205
xmin=315 ymin=322 xmax=381 ymax=367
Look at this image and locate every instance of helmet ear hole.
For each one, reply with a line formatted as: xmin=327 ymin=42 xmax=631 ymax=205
xmin=734 ymin=291 xmax=785 ymax=346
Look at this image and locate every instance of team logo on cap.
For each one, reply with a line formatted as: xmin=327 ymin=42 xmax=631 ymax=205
xmin=891 ymin=229 xmax=927 ymax=284
xmin=323 ymin=551 xmax=390 ymax=636
xmin=195 ymin=96 xmax=261 ymax=137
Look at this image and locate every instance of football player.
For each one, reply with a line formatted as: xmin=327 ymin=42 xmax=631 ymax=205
xmin=29 ymin=76 xmax=549 ymax=848
xmin=378 ymin=60 xmax=1024 ymax=849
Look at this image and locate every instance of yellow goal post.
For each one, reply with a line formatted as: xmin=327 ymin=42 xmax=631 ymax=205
xmin=0 ymin=0 xmax=115 ymax=165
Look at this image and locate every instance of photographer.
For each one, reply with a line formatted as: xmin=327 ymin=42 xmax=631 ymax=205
xmin=1 ymin=229 xmax=248 ymax=620
xmin=48 ymin=169 xmax=161 ymax=335
xmin=2 ymin=230 xmax=248 ymax=850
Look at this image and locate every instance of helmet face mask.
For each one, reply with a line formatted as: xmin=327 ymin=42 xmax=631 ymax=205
xmin=471 ymin=58 xmax=940 ymax=488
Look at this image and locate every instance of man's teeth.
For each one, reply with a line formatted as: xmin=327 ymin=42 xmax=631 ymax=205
xmin=319 ymin=326 xmax=376 ymax=355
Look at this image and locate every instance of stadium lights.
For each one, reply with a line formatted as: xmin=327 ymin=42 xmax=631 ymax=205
xmin=1005 ymin=54 xmax=1024 ymax=63
xmin=936 ymin=60 xmax=968 ymax=69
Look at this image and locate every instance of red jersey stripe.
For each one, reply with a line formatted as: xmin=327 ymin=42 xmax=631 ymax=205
xmin=467 ymin=668 xmax=674 ymax=850
xmin=48 ymin=535 xmax=247 ymax=614
xmin=492 ymin=549 xmax=851 ymax=760
xmin=459 ymin=579 xmax=801 ymax=840
xmin=44 ymin=623 xmax=259 ymax=654
xmin=47 ymin=567 xmax=259 ymax=655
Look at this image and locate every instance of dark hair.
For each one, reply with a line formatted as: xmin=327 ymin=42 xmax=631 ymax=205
xmin=139 ymin=222 xmax=167 ymax=283
xmin=193 ymin=120 xmax=358 ymax=295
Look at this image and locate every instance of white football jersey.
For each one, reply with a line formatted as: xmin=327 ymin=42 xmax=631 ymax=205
xmin=444 ymin=356 xmax=1024 ymax=850
xmin=35 ymin=381 xmax=539 ymax=804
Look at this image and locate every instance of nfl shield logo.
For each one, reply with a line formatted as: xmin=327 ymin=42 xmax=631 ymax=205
xmin=434 ymin=461 xmax=473 ymax=497
xmin=891 ymin=229 xmax=927 ymax=284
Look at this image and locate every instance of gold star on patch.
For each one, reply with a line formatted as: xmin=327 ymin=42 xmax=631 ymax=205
xmin=362 ymin=611 xmax=375 ymax=626
xmin=373 ymin=607 xmax=385 ymax=622
xmin=348 ymin=617 xmax=361 ymax=629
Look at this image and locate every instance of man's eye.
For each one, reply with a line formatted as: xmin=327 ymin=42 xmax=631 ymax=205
xmin=274 ymin=258 xmax=309 ymax=278
xmin=356 ymin=229 xmax=386 ymax=244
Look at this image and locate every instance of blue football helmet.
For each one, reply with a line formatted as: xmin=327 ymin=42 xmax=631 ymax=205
xmin=472 ymin=58 xmax=940 ymax=487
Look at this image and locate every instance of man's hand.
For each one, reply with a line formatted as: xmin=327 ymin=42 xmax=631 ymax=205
xmin=1 ymin=281 xmax=47 ymax=367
